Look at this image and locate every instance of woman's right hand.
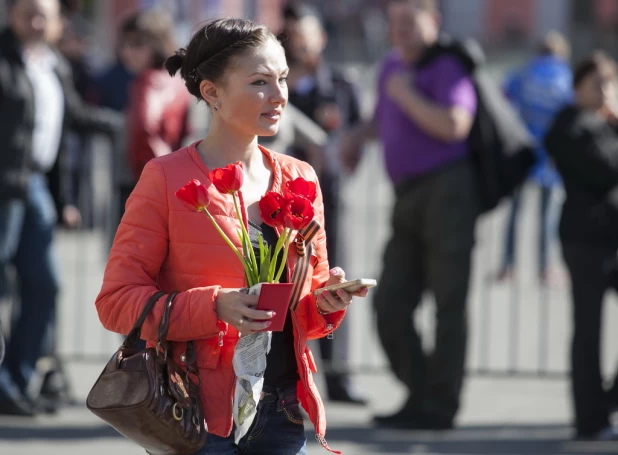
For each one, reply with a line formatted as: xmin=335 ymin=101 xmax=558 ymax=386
xmin=215 ymin=288 xmax=274 ymax=334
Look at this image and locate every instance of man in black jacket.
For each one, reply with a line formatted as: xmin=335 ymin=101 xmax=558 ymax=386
xmin=0 ymin=0 xmax=121 ymax=416
xmin=283 ymin=9 xmax=367 ymax=405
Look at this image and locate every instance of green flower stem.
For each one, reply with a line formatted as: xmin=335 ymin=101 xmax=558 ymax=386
xmin=274 ymin=229 xmax=293 ymax=283
xmin=201 ymin=208 xmax=254 ymax=285
xmin=233 ymin=193 xmax=259 ymax=283
xmin=268 ymin=228 xmax=290 ymax=283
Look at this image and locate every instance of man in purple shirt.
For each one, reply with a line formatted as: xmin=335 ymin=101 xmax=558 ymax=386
xmin=343 ymin=0 xmax=480 ymax=430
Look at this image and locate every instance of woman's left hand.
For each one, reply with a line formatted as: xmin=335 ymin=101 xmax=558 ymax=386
xmin=316 ymin=267 xmax=369 ymax=314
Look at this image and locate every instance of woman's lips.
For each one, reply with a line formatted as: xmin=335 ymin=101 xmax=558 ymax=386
xmin=261 ymin=111 xmax=281 ymax=121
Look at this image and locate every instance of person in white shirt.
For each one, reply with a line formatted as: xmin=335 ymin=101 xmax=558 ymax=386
xmin=0 ymin=0 xmax=121 ymax=416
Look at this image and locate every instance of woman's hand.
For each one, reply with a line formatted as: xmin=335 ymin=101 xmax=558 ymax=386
xmin=316 ymin=267 xmax=370 ymax=315
xmin=215 ymin=288 xmax=275 ymax=334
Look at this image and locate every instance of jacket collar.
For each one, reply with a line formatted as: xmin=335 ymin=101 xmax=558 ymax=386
xmin=187 ymin=141 xmax=283 ymax=196
xmin=257 ymin=144 xmax=282 ymax=195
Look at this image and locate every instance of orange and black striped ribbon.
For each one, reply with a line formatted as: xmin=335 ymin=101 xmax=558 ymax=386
xmin=289 ymin=220 xmax=320 ymax=311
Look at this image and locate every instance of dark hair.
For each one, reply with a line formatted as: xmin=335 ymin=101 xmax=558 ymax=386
xmin=165 ymin=18 xmax=278 ymax=102
xmin=121 ymin=10 xmax=176 ymax=69
xmin=573 ymin=51 xmax=617 ymax=89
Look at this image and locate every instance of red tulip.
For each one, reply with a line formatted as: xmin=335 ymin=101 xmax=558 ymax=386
xmin=176 ymin=179 xmax=211 ymax=211
xmin=283 ymin=195 xmax=314 ymax=231
xmin=209 ymin=162 xmax=244 ymax=194
xmin=259 ymin=191 xmax=286 ymax=227
xmin=285 ymin=178 xmax=317 ymax=203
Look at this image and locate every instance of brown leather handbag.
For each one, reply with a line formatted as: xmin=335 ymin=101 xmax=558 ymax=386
xmin=87 ymin=291 xmax=208 ymax=455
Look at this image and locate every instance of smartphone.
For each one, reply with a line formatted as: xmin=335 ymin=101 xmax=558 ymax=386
xmin=312 ymin=279 xmax=377 ymax=297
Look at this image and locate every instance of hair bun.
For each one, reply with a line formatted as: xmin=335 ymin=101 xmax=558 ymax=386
xmin=164 ymin=48 xmax=186 ymax=77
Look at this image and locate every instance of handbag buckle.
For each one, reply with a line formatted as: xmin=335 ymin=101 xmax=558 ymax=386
xmin=172 ymin=402 xmax=184 ymax=421
xmin=186 ymin=370 xmax=202 ymax=387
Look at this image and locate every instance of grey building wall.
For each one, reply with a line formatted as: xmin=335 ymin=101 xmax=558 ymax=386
xmin=534 ymin=0 xmax=572 ymax=40
xmin=441 ymin=0 xmax=573 ymax=46
xmin=441 ymin=0 xmax=485 ymax=41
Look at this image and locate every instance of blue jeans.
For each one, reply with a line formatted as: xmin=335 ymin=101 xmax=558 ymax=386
xmin=192 ymin=386 xmax=307 ymax=455
xmin=0 ymin=174 xmax=59 ymax=397
xmin=503 ymin=185 xmax=556 ymax=274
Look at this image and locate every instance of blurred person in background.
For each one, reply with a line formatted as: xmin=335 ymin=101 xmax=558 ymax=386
xmin=545 ymin=52 xmax=618 ymax=441
xmin=342 ymin=0 xmax=479 ymax=429
xmin=497 ymin=31 xmax=573 ymax=285
xmin=0 ymin=0 xmax=120 ymax=416
xmin=283 ymin=6 xmax=366 ymax=405
xmin=123 ymin=10 xmax=191 ymax=186
xmin=96 ymin=9 xmax=192 ymax=249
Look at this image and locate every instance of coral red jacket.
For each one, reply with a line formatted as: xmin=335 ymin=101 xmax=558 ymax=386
xmin=95 ymin=141 xmax=345 ymax=450
xmin=127 ymin=69 xmax=191 ymax=179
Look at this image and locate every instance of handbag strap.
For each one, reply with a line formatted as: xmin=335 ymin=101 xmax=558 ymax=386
xmin=122 ymin=290 xmax=166 ymax=349
xmin=157 ymin=291 xmax=179 ymax=359
xmin=157 ymin=291 xmax=179 ymax=344
xmin=184 ymin=340 xmax=199 ymax=380
xmin=156 ymin=293 xmax=200 ymax=384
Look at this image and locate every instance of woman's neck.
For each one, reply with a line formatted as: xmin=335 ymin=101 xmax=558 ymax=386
xmin=198 ymin=120 xmax=261 ymax=170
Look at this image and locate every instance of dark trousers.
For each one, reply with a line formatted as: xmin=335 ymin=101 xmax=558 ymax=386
xmin=374 ymin=160 xmax=480 ymax=421
xmin=0 ymin=174 xmax=60 ymax=397
xmin=503 ymin=185 xmax=555 ymax=274
xmin=562 ymin=244 xmax=618 ymax=436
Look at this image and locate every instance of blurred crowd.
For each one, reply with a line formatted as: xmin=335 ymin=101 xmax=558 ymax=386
xmin=1 ymin=0 xmax=618 ymax=444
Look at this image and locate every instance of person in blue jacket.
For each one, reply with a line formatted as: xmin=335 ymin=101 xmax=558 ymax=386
xmin=497 ymin=31 xmax=573 ymax=284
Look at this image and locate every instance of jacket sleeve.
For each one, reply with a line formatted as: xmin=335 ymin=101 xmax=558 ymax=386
xmin=95 ymin=160 xmax=223 ymax=342
xmin=59 ymin=58 xmax=123 ymax=137
xmin=304 ymin=169 xmax=346 ymax=340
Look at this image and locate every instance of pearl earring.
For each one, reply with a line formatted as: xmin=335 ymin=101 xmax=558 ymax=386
xmin=213 ymin=101 xmax=220 ymax=112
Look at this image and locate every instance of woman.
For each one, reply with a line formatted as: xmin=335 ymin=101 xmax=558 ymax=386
xmin=124 ymin=10 xmax=192 ymax=184
xmin=95 ymin=18 xmax=367 ymax=454
xmin=545 ymin=52 xmax=618 ymax=441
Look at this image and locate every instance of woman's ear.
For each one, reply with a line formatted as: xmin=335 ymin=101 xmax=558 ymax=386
xmin=199 ymin=80 xmax=219 ymax=106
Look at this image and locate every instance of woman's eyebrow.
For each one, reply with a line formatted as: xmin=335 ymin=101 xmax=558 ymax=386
xmin=248 ymin=68 xmax=290 ymax=77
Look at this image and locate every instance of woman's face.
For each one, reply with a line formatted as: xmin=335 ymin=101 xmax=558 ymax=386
xmin=209 ymin=39 xmax=289 ymax=137
xmin=576 ymin=68 xmax=616 ymax=111
xmin=119 ymin=32 xmax=154 ymax=74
